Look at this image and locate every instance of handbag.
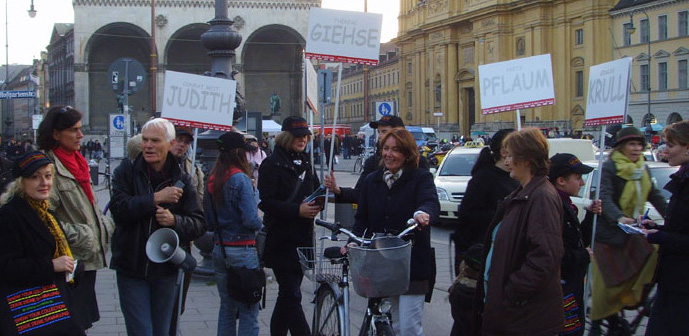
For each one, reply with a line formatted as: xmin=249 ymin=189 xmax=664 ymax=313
xmin=226 ymin=266 xmax=266 ymax=305
xmin=0 ymin=280 xmax=82 ymax=336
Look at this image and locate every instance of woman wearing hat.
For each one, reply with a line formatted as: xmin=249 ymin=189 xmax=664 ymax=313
xmin=258 ymin=116 xmax=321 ymax=336
xmin=590 ymin=126 xmax=667 ymax=333
xmin=204 ymin=132 xmax=263 ymax=336
xmin=640 ymin=121 xmax=689 ymax=335
xmin=36 ymin=105 xmax=115 ymax=330
xmin=0 ymin=151 xmax=84 ymax=335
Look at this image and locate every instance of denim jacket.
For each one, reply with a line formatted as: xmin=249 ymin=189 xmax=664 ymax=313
xmin=204 ymin=172 xmax=263 ymax=243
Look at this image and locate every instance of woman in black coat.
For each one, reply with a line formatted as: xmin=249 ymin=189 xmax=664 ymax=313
xmin=257 ymin=116 xmax=321 ymax=336
xmin=0 ymin=151 xmax=83 ymax=335
xmin=641 ymin=121 xmax=689 ymax=335
xmin=352 ymin=127 xmax=439 ymax=336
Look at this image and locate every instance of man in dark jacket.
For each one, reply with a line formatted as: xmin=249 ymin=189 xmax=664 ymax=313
xmin=548 ymin=153 xmax=600 ymax=336
xmin=110 ymin=118 xmax=205 ymax=336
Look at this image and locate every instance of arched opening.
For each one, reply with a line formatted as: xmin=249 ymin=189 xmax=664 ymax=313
xmin=242 ymin=25 xmax=304 ymax=119
xmin=166 ymin=24 xmax=212 ymax=75
xmin=85 ymin=23 xmax=152 ymax=132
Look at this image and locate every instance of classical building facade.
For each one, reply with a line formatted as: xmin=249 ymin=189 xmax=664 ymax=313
xmin=48 ymin=23 xmax=75 ymax=108
xmin=611 ymin=0 xmax=689 ymax=129
xmin=323 ymin=43 xmax=401 ymax=130
xmin=67 ymin=0 xmax=318 ymax=133
xmin=396 ymin=0 xmax=628 ymax=136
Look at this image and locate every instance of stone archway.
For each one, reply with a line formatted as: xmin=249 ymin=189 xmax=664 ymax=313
xmin=242 ymin=25 xmax=305 ymax=119
xmin=85 ymin=23 xmax=151 ymax=132
xmin=166 ymin=24 xmax=212 ymax=76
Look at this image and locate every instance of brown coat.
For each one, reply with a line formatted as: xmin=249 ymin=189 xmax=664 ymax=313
xmin=477 ymin=176 xmax=564 ymax=336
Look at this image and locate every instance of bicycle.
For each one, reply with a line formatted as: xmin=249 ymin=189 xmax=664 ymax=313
xmin=298 ymin=218 xmax=418 ymax=336
xmin=585 ymin=285 xmax=656 ymax=335
xmin=353 ymin=147 xmax=374 ymax=174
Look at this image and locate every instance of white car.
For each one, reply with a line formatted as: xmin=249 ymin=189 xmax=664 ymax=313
xmin=432 ymin=144 xmax=484 ymax=225
xmin=572 ymin=160 xmax=676 ymax=224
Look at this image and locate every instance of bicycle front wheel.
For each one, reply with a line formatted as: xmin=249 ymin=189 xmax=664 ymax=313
xmin=354 ymin=157 xmax=363 ymax=173
xmin=313 ymin=285 xmax=342 ymax=336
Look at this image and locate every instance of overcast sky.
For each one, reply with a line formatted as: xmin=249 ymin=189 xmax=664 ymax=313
xmin=2 ymin=0 xmax=399 ymax=65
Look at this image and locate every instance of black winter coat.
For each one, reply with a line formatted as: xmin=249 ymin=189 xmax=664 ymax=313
xmin=354 ymin=166 xmax=439 ymax=282
xmin=109 ymin=153 xmax=205 ymax=278
xmin=258 ymin=146 xmax=320 ymax=271
xmin=652 ymin=164 xmax=689 ymax=293
xmin=455 ymin=165 xmax=518 ymax=252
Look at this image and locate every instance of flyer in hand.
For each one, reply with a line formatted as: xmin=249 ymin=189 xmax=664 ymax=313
xmin=303 ymin=185 xmax=335 ymax=207
xmin=617 ymin=223 xmax=646 ymax=235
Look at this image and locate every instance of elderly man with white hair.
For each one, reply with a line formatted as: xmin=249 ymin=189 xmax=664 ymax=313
xmin=109 ymin=118 xmax=205 ymax=336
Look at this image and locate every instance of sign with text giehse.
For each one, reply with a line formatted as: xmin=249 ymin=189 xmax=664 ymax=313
xmin=584 ymin=57 xmax=632 ymax=126
xmin=161 ymin=71 xmax=237 ymax=131
xmin=478 ymin=54 xmax=555 ymax=115
xmin=305 ymin=7 xmax=383 ymax=66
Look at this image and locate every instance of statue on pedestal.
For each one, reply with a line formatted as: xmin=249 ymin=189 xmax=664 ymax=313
xmin=270 ymin=92 xmax=281 ymax=115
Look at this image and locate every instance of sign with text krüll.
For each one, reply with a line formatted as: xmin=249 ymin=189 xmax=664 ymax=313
xmin=584 ymin=57 xmax=632 ymax=126
xmin=161 ymin=70 xmax=236 ymax=131
xmin=478 ymin=54 xmax=555 ymax=115
xmin=305 ymin=7 xmax=383 ymax=66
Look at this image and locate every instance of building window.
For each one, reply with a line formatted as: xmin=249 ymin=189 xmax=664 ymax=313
xmin=679 ymin=11 xmax=688 ymax=36
xmin=658 ymin=62 xmax=667 ymax=90
xmin=575 ymin=29 xmax=584 ymax=45
xmin=641 ymin=64 xmax=650 ymax=91
xmin=641 ymin=19 xmax=650 ymax=43
xmin=623 ymin=23 xmax=633 ymax=46
xmin=575 ymin=71 xmax=584 ymax=97
xmin=658 ymin=15 xmax=668 ymax=40
xmin=407 ymin=90 xmax=413 ymax=107
xmin=679 ymin=60 xmax=688 ymax=89
xmin=408 ymin=62 xmax=412 ymax=75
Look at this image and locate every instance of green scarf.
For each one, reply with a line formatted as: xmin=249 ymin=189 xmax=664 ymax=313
xmin=611 ymin=150 xmax=651 ymax=218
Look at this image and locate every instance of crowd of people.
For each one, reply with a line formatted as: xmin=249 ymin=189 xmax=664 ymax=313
xmin=0 ymin=104 xmax=687 ymax=336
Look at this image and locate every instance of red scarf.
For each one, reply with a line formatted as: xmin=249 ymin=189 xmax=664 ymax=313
xmin=53 ymin=146 xmax=94 ymax=204
xmin=207 ymin=167 xmax=243 ymax=196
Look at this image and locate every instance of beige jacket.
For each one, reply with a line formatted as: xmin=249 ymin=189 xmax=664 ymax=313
xmin=183 ymin=156 xmax=205 ymax=204
xmin=46 ymin=150 xmax=115 ymax=271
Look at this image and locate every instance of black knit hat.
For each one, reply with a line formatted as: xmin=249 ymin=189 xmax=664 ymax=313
xmin=281 ymin=116 xmax=312 ymax=136
xmin=614 ymin=126 xmax=645 ymax=147
xmin=217 ymin=132 xmax=253 ymax=152
xmin=548 ymin=153 xmax=593 ymax=181
xmin=13 ymin=151 xmax=53 ymax=179
xmin=369 ymin=115 xmax=404 ymax=129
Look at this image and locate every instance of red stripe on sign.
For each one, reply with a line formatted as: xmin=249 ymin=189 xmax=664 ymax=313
xmin=481 ymin=98 xmax=556 ymax=115
xmin=584 ymin=116 xmax=625 ymax=126
xmin=305 ymin=52 xmax=379 ymax=66
xmin=165 ymin=118 xmax=233 ymax=132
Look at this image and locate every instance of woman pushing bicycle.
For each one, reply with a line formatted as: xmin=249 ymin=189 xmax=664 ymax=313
xmin=330 ymin=127 xmax=439 ymax=336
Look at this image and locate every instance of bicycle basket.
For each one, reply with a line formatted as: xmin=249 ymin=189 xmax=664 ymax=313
xmin=348 ymin=242 xmax=411 ymax=298
xmin=297 ymin=247 xmax=342 ymax=283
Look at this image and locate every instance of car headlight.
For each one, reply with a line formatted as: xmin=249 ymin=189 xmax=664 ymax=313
xmin=437 ymin=187 xmax=449 ymax=201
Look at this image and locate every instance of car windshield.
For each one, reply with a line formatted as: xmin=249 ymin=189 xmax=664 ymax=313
xmin=650 ymin=167 xmax=676 ymax=199
xmin=438 ymin=153 xmax=479 ymax=176
xmin=410 ymin=131 xmax=425 ymax=141
xmin=425 ymin=133 xmax=438 ymax=141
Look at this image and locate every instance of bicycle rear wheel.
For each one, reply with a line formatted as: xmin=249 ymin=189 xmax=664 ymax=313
xmin=354 ymin=157 xmax=363 ymax=173
xmin=313 ymin=285 xmax=342 ymax=336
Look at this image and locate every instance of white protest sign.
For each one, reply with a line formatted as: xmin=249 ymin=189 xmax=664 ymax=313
xmin=305 ymin=7 xmax=383 ymax=66
xmin=584 ymin=57 xmax=632 ymax=126
xmin=161 ymin=70 xmax=236 ymax=131
xmin=478 ymin=54 xmax=555 ymax=114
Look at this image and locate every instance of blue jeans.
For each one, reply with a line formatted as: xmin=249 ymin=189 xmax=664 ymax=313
xmin=116 ymin=272 xmax=178 ymax=336
xmin=213 ymin=245 xmax=260 ymax=336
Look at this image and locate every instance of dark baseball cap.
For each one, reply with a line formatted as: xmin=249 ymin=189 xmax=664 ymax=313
xmin=13 ymin=151 xmax=53 ymax=179
xmin=217 ymin=131 xmax=254 ymax=152
xmin=281 ymin=116 xmax=312 ymax=136
xmin=548 ymin=153 xmax=593 ymax=181
xmin=175 ymin=126 xmax=194 ymax=140
xmin=369 ymin=115 xmax=404 ymax=129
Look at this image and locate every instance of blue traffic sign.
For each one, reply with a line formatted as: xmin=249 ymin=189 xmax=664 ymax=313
xmin=112 ymin=115 xmax=126 ymax=131
xmin=377 ymin=102 xmax=392 ymax=116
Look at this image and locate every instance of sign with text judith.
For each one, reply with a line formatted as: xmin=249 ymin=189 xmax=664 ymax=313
xmin=305 ymin=7 xmax=383 ymax=66
xmin=584 ymin=58 xmax=632 ymax=126
xmin=161 ymin=71 xmax=236 ymax=131
xmin=478 ymin=54 xmax=555 ymax=114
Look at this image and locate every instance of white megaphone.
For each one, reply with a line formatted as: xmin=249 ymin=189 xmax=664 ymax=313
xmin=146 ymin=228 xmax=197 ymax=271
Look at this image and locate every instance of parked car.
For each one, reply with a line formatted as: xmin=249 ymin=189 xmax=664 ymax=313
xmin=571 ymin=160 xmax=676 ymax=224
xmin=432 ymin=143 xmax=484 ymax=225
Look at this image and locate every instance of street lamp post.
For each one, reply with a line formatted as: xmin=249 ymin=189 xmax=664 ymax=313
xmin=627 ymin=10 xmax=652 ymax=137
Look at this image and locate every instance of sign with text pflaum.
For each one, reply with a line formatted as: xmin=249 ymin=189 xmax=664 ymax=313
xmin=584 ymin=58 xmax=632 ymax=126
xmin=478 ymin=54 xmax=555 ymax=115
xmin=161 ymin=71 xmax=236 ymax=131
xmin=305 ymin=8 xmax=383 ymax=66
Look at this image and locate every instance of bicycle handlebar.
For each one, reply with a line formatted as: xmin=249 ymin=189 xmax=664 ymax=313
xmin=314 ymin=218 xmax=418 ymax=246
